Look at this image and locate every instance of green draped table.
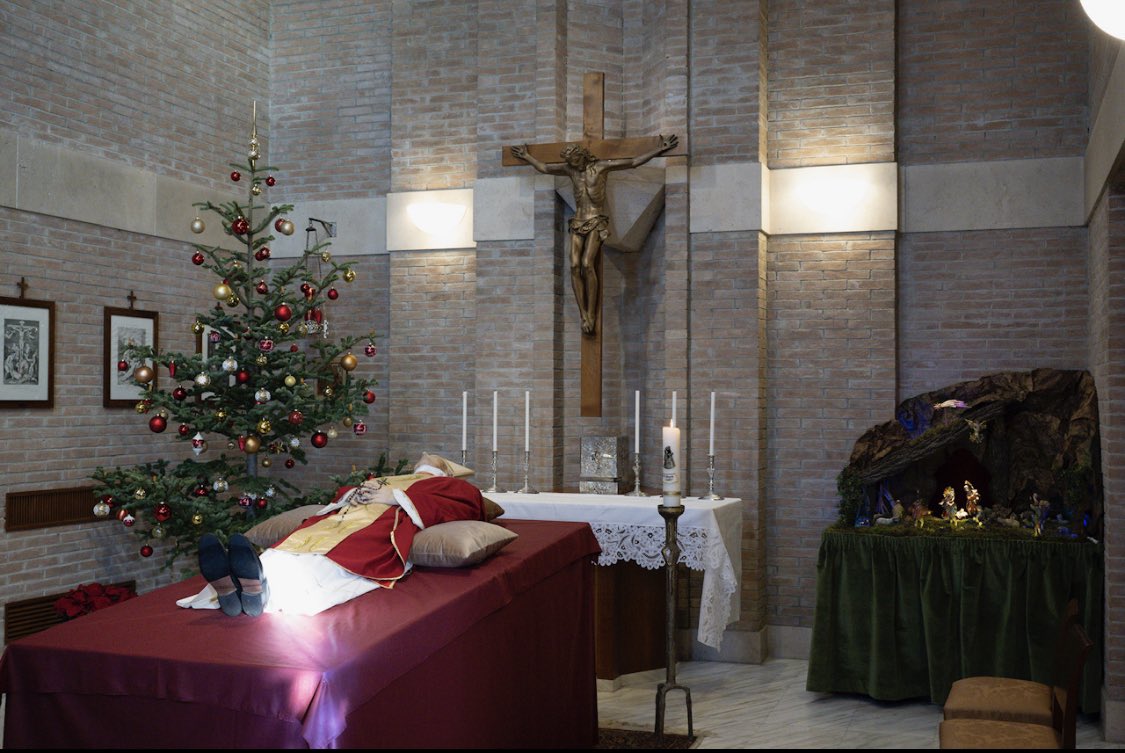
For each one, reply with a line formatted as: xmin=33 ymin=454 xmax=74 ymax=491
xmin=805 ymin=527 xmax=1103 ymax=714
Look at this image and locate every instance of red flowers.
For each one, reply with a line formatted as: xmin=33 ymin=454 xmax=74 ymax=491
xmin=54 ymin=582 xmax=136 ymax=620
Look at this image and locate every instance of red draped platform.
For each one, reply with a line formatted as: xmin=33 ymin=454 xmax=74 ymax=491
xmin=0 ymin=519 xmax=600 ymax=749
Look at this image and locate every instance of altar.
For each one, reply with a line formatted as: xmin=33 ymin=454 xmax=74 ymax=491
xmin=490 ymin=492 xmax=742 ymax=655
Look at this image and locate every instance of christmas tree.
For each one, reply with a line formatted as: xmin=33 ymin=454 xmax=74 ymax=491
xmin=91 ymin=106 xmax=399 ymax=569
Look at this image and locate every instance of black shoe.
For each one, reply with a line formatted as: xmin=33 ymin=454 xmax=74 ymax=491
xmin=198 ymin=533 xmax=242 ymax=617
xmin=228 ymin=533 xmax=269 ymax=617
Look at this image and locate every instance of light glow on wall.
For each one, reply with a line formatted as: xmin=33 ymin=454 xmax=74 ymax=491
xmin=386 ymin=188 xmax=476 ymax=251
xmin=1081 ymin=0 xmax=1125 ymax=40
xmin=406 ymin=201 xmax=467 ymax=235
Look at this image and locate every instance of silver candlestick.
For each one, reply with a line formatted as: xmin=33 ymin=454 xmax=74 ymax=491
xmin=626 ymin=452 xmax=646 ymax=496
xmin=700 ymin=454 xmax=724 ymax=500
xmin=516 ymin=450 xmax=538 ymax=494
xmin=485 ymin=450 xmax=499 ymax=493
xmin=461 ymin=449 xmax=468 ymax=468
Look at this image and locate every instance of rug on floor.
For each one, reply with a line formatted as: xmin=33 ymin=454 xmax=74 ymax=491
xmin=594 ymin=727 xmax=697 ymax=749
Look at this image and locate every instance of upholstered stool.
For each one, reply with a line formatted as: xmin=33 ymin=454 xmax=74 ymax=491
xmin=943 ymin=676 xmax=1052 ymax=725
xmin=939 ymin=718 xmax=1059 ymax=749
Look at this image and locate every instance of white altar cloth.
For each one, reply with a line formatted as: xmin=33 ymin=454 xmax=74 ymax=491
xmin=489 ymin=492 xmax=741 ymax=650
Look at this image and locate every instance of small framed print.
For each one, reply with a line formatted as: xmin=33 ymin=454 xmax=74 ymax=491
xmin=103 ymin=307 xmax=158 ymax=408
xmin=0 ymin=297 xmax=55 ymax=408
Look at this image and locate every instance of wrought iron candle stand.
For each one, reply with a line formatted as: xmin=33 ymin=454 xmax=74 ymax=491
xmin=700 ymin=454 xmax=724 ymax=500
xmin=516 ymin=450 xmax=538 ymax=493
xmin=626 ymin=453 xmax=647 ymax=496
xmin=485 ymin=450 xmax=499 ymax=493
xmin=654 ymin=504 xmax=694 ymax=742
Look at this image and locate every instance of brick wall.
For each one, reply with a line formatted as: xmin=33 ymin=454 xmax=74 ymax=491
xmin=897 ymin=228 xmax=1089 ymax=399
xmin=766 ymin=233 xmax=897 ymax=627
xmin=767 ymin=0 xmax=895 ymax=167
xmin=0 ymin=0 xmax=270 ymax=192
xmin=270 ymin=0 xmax=393 ymax=198
xmin=897 ymin=0 xmax=1087 ymax=165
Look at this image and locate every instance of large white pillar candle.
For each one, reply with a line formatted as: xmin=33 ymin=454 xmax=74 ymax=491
xmin=634 ymin=390 xmax=641 ymax=454
xmin=492 ymin=391 xmax=498 ymax=451
xmin=709 ymin=391 xmax=716 ymax=456
xmin=462 ymin=391 xmax=468 ymax=451
xmin=662 ymin=423 xmax=681 ymax=507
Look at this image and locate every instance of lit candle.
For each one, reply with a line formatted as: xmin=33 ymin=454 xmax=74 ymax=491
xmin=709 ymin=391 xmax=716 ymax=456
xmin=634 ymin=390 xmax=641 ymax=454
xmin=662 ymin=422 xmax=681 ymax=508
xmin=524 ymin=390 xmax=530 ymax=452
xmin=492 ymin=391 xmax=498 ymax=451
xmin=461 ymin=391 xmax=468 ymax=451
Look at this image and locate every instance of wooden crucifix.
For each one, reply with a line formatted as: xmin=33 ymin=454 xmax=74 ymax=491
xmin=504 ymin=72 xmax=679 ymax=416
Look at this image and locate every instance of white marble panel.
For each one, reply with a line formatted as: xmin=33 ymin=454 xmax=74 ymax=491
xmin=902 ymin=157 xmax=1084 ymax=233
xmin=268 ymin=197 xmax=387 ymax=258
xmin=152 ymin=174 xmax=240 ymax=249
xmin=770 ymin=162 xmax=898 ymax=235
xmin=473 ymin=175 xmax=534 ymax=241
xmin=689 ymin=162 xmax=766 ymax=233
xmin=386 ymin=188 xmax=475 ymax=251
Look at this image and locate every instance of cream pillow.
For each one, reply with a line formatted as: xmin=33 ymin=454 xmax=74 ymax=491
xmin=410 ymin=520 xmax=517 ymax=568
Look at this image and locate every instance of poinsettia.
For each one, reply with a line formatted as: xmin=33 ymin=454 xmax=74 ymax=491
xmin=54 ymin=582 xmax=136 ymax=619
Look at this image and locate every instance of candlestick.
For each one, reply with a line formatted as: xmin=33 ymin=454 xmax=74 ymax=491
xmin=492 ymin=391 xmax=498 ymax=451
xmin=524 ymin=390 xmax=530 ymax=452
xmin=462 ymin=391 xmax=468 ymax=451
xmin=486 ymin=449 xmax=499 ymax=493
xmin=709 ymin=391 xmax=716 ymax=456
xmin=626 ymin=452 xmax=646 ymax=496
xmin=634 ymin=390 xmax=641 ymax=454
xmin=517 ymin=449 xmax=538 ymax=494
xmin=701 ymin=453 xmax=724 ymax=500
xmin=661 ymin=423 xmax=681 ymax=508
xmin=654 ymin=503 xmax=693 ymax=742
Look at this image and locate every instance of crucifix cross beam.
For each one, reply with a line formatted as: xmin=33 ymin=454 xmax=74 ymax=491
xmin=505 ymin=72 xmax=681 ymax=417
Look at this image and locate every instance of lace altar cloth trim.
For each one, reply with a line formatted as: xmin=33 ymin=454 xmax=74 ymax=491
xmin=589 ymin=522 xmax=736 ymax=650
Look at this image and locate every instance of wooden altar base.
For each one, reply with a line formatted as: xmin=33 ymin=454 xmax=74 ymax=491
xmin=594 ymin=561 xmax=666 ymax=680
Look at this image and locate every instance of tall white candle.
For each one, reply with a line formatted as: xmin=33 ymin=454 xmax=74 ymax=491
xmin=461 ymin=391 xmax=468 ymax=451
xmin=671 ymin=390 xmax=677 ymax=427
xmin=524 ymin=390 xmax=530 ymax=452
xmin=661 ymin=423 xmax=681 ymax=507
xmin=709 ymin=391 xmax=716 ymax=456
xmin=492 ymin=391 xmax=498 ymax=451
xmin=634 ymin=390 xmax=640 ymax=454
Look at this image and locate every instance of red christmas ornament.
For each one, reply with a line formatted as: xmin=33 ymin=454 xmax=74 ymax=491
xmin=194 ymin=485 xmax=208 ymax=497
xmin=363 ymin=390 xmax=376 ymax=404
xmin=178 ymin=424 xmax=191 ymax=437
xmin=140 ymin=545 xmax=154 ymax=558
xmin=172 ymin=386 xmax=188 ymax=401
xmin=274 ymin=303 xmax=293 ymax=322
xmin=254 ymin=246 xmax=271 ymax=261
xmin=168 ymin=360 xmax=177 ymax=378
xmin=274 ymin=218 xmax=286 ymax=232
xmin=364 ymin=343 xmax=377 ymax=357
xmin=116 ymin=508 xmax=130 ymax=521
xmin=290 ymin=344 xmax=299 ymax=353
xmin=230 ymin=171 xmax=241 ymax=182
xmin=236 ymin=369 xmax=252 ymax=384
xmin=288 ymin=410 xmax=303 ymax=425
xmin=327 ymin=288 xmax=339 ymax=300
xmin=353 ymin=420 xmax=367 ymax=436
xmin=232 ymin=217 xmax=250 ymax=235
xmin=154 ymin=503 xmax=172 ymax=522
xmin=192 ymin=252 xmax=206 ymax=265
xmin=265 ymin=175 xmax=276 ymax=186
xmin=285 ymin=458 xmax=296 ymax=469
xmin=255 ymin=280 xmax=268 ymax=295
xmin=258 ymin=338 xmax=274 ymax=352
xmin=255 ymin=497 xmax=268 ymax=510
xmin=238 ymin=495 xmax=253 ymax=508
xmin=148 ymin=415 xmax=168 ymax=433
xmin=304 ymin=286 xmax=316 ymax=300
xmin=311 ymin=431 xmax=328 ymax=448
xmin=117 ymin=359 xmax=129 ymax=372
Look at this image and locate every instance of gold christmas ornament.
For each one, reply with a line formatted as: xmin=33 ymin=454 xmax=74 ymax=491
xmin=191 ymin=217 xmax=206 ymax=234
xmin=256 ymin=354 xmax=268 ymax=366
xmin=257 ymin=418 xmax=272 ymax=435
xmin=327 ymin=427 xmax=338 ymax=440
xmin=216 ymin=408 xmax=228 ymax=420
xmin=191 ymin=320 xmax=205 ymax=334
xmin=343 ymin=268 xmax=357 ymax=283
xmin=134 ymin=488 xmax=147 ymax=499
xmin=284 ymin=374 xmax=298 ymax=388
xmin=135 ymin=400 xmax=150 ymax=414
xmin=133 ymin=365 xmax=155 ymax=384
xmin=279 ymin=219 xmax=295 ymax=236
xmin=320 ymin=250 xmax=332 ymax=263
xmin=213 ymin=282 xmax=232 ymax=300
xmin=251 ymin=183 xmax=262 ymax=196
xmin=278 ymin=321 xmax=290 ymax=334
xmin=243 ymin=435 xmax=261 ymax=454
xmin=340 ymin=353 xmax=358 ymax=371
xmin=226 ymin=294 xmax=240 ymax=307
xmin=342 ymin=416 xmax=353 ymax=428
xmin=323 ymin=385 xmax=335 ymax=398
xmin=192 ymin=513 xmax=204 ymax=525
xmin=297 ymin=323 xmax=308 ymax=336
xmin=261 ymin=457 xmax=272 ymax=468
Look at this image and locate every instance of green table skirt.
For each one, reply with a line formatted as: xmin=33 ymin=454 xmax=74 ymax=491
xmin=805 ymin=528 xmax=1103 ymax=714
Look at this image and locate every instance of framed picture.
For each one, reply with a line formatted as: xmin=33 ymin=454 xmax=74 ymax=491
xmin=0 ymin=296 xmax=55 ymax=408
xmin=103 ymin=307 xmax=158 ymax=408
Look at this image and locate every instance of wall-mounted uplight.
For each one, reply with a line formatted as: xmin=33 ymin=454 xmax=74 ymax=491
xmin=386 ymin=188 xmax=476 ymax=251
xmin=406 ymin=201 xmax=467 ymax=235
xmin=1081 ymin=0 xmax=1125 ymax=40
